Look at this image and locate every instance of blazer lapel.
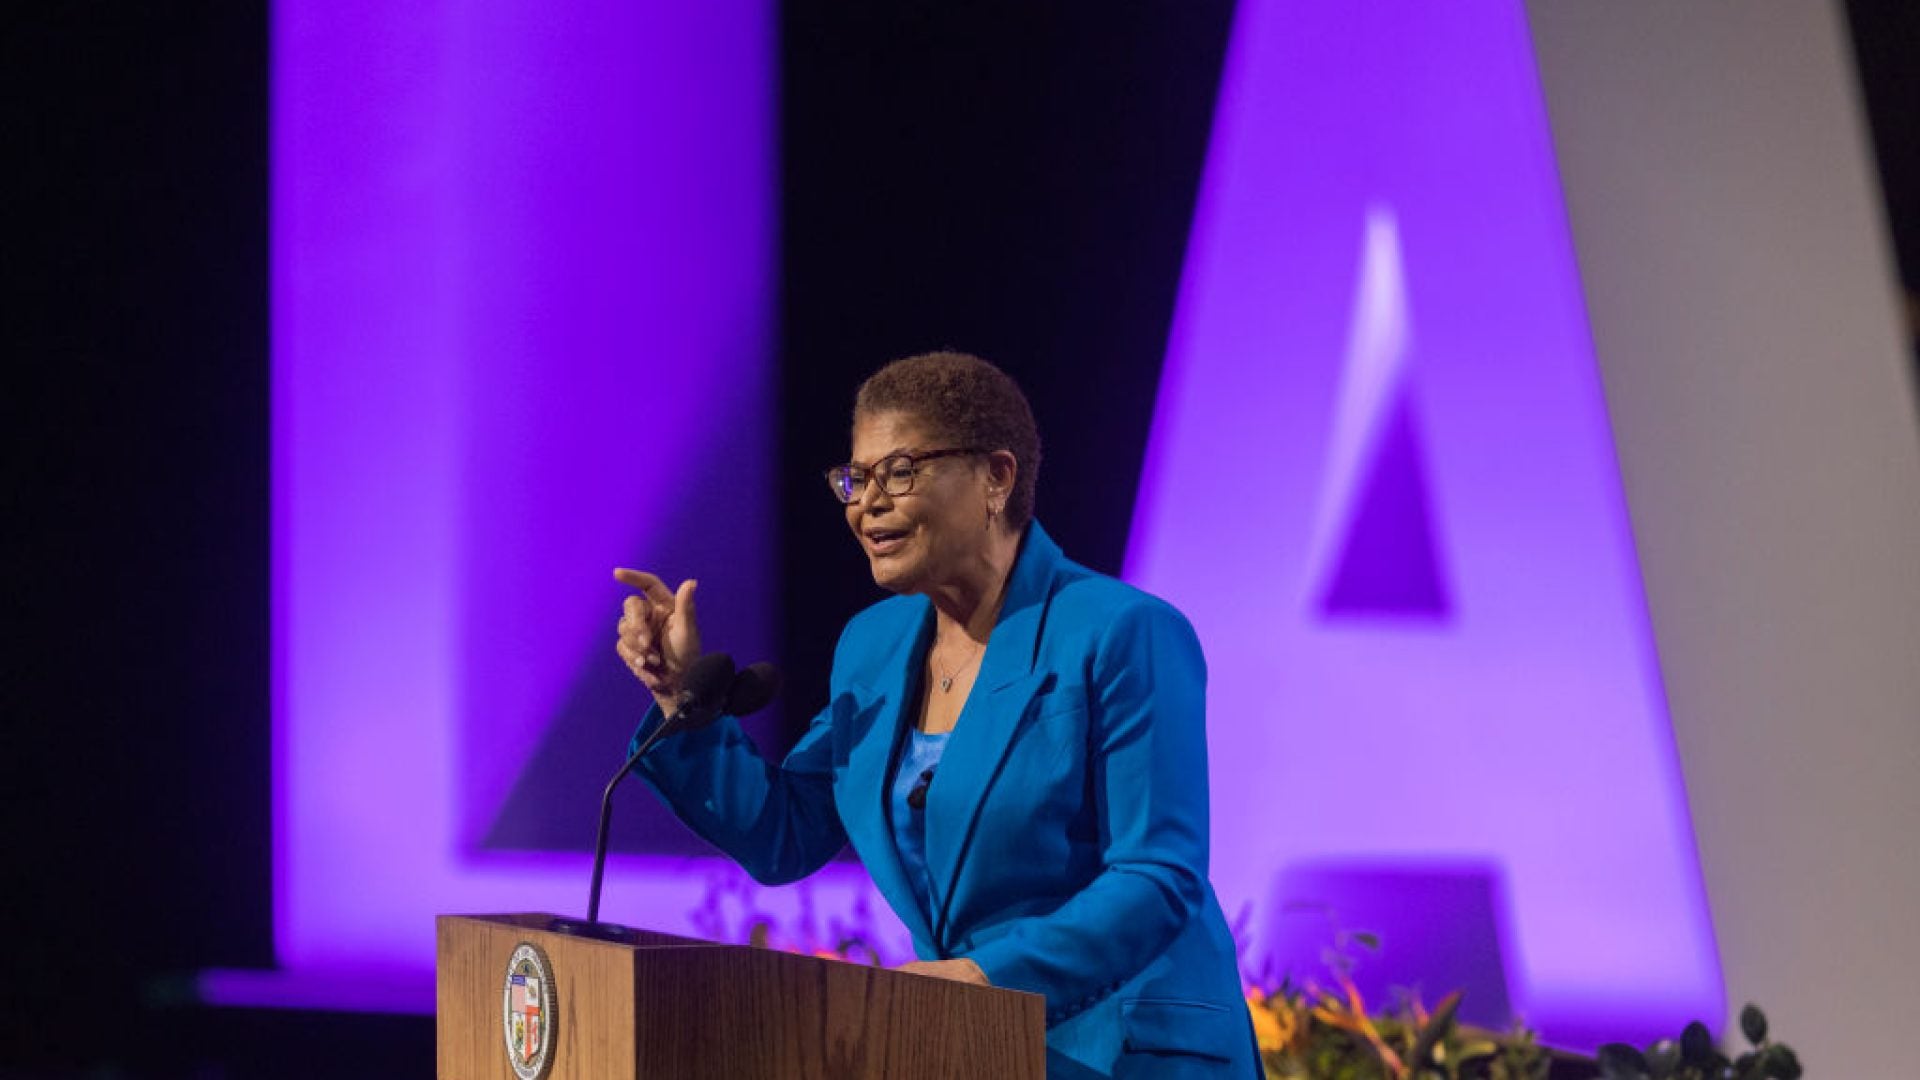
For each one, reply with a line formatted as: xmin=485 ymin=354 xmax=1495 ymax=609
xmin=839 ymin=602 xmax=937 ymax=950
xmin=923 ymin=523 xmax=1063 ymax=948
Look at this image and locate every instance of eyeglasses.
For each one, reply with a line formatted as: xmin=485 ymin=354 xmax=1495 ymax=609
xmin=824 ymin=447 xmax=982 ymax=504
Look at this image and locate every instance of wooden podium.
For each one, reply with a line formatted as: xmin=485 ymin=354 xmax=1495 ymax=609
xmin=437 ymin=913 xmax=1046 ymax=1080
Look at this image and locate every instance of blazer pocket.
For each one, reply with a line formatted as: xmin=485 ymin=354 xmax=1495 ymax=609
xmin=1119 ymin=998 xmax=1237 ymax=1063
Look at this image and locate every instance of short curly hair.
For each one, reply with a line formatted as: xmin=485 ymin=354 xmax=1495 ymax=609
xmin=853 ymin=351 xmax=1042 ymax=528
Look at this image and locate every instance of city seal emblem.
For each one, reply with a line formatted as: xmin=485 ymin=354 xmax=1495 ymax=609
xmin=501 ymin=942 xmax=557 ymax=1080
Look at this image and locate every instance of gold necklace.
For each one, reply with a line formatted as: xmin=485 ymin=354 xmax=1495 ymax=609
xmin=933 ymin=637 xmax=985 ymax=693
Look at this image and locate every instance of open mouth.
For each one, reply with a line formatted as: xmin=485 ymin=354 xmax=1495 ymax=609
xmin=865 ymin=527 xmax=911 ymax=555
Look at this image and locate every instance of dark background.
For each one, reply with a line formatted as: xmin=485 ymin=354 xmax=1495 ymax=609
xmin=5 ymin=2 xmax=1913 ymax=1076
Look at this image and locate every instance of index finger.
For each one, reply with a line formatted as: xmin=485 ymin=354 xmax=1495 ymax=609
xmin=613 ymin=567 xmax=675 ymax=605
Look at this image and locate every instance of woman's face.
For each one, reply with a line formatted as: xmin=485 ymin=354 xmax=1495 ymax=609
xmin=844 ymin=410 xmax=991 ymax=594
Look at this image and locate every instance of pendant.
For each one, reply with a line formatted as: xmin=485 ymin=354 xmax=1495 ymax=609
xmin=940 ymin=675 xmax=954 ymax=693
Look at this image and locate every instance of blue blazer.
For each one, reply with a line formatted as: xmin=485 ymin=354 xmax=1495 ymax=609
xmin=632 ymin=522 xmax=1258 ymax=1077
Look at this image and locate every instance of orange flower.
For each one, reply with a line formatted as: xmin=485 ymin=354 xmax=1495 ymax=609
xmin=1273 ymin=999 xmax=1299 ymax=1050
xmin=1246 ymin=993 xmax=1286 ymax=1054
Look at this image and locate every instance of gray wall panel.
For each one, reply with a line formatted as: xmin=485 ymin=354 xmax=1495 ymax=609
xmin=1526 ymin=2 xmax=1920 ymax=1072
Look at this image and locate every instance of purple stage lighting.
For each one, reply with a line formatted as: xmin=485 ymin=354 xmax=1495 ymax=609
xmin=264 ymin=0 xmax=1723 ymax=1037
xmin=1124 ymin=0 xmax=1723 ymax=1049
xmin=259 ymin=0 xmax=923 ymax=1006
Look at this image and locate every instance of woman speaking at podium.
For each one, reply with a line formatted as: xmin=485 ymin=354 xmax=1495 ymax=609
xmin=614 ymin=351 xmax=1258 ymax=1077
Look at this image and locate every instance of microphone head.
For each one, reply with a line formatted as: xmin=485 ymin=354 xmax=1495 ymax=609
xmin=675 ymin=652 xmax=736 ymax=720
xmin=723 ymin=661 xmax=782 ymax=719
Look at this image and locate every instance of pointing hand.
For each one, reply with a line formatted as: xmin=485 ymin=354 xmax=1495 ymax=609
xmin=613 ymin=569 xmax=703 ymax=716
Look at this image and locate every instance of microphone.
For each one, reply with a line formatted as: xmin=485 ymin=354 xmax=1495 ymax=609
xmin=725 ymin=661 xmax=782 ymax=719
xmin=584 ymin=652 xmax=732 ymax=926
xmin=579 ymin=652 xmax=780 ymax=927
xmin=659 ymin=651 xmax=740 ymax=736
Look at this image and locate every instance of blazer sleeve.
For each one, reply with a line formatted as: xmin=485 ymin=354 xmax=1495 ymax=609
xmin=627 ymin=696 xmax=848 ymax=887
xmin=963 ymin=599 xmax=1214 ymax=1020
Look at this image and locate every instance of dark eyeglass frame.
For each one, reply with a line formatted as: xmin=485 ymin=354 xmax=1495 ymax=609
xmin=824 ymin=446 xmax=984 ymax=504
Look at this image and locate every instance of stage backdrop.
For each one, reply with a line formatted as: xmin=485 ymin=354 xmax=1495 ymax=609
xmin=231 ymin=0 xmax=1759 ymax=1051
xmin=1528 ymin=3 xmax=1920 ymax=1073
xmin=1124 ymin=0 xmax=1717 ymax=1048
xmin=219 ymin=0 xmax=887 ymax=1011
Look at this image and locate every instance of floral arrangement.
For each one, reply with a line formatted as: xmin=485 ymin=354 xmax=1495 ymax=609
xmin=686 ymin=863 xmax=1801 ymax=1078
xmin=686 ymin=861 xmax=896 ymax=965
xmin=1245 ymin=980 xmax=1801 ymax=1080
xmin=1244 ymin=961 xmax=1548 ymax=1079
xmin=1241 ymin=940 xmax=1802 ymax=1080
xmin=1592 ymin=1006 xmax=1801 ymax=1080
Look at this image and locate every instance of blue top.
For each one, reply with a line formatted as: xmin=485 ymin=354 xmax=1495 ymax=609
xmin=888 ymin=727 xmax=952 ymax=921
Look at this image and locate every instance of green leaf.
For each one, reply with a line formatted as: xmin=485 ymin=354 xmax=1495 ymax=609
xmin=1679 ymin=1021 xmax=1714 ymax=1065
xmin=1740 ymin=1003 xmax=1768 ymax=1046
xmin=1644 ymin=1038 xmax=1678 ymax=1079
xmin=1597 ymin=1042 xmax=1651 ymax=1080
xmin=1352 ymin=931 xmax=1382 ymax=952
xmin=1409 ymin=990 xmax=1462 ymax=1066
